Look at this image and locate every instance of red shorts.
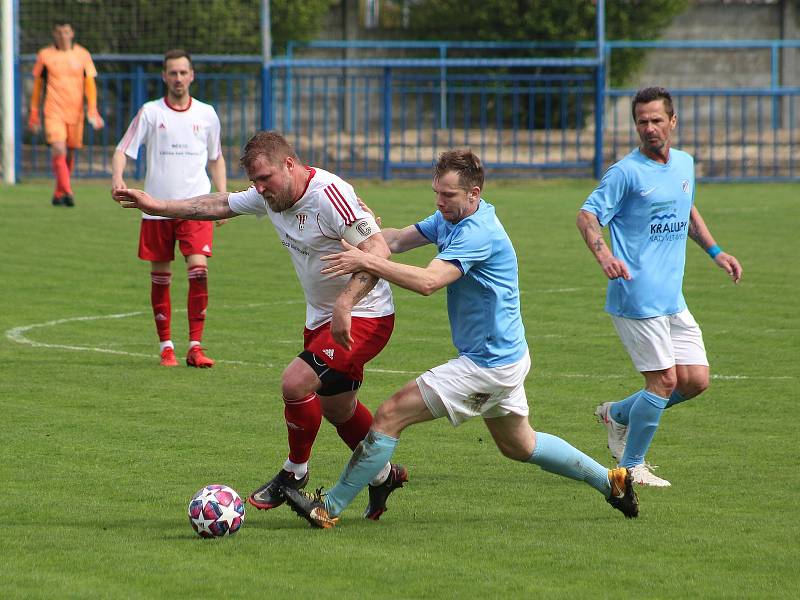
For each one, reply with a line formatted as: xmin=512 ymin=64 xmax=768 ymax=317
xmin=303 ymin=314 xmax=395 ymax=381
xmin=138 ymin=219 xmax=214 ymax=262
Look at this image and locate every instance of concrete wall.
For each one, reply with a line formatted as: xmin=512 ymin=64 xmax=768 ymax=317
xmin=630 ymin=0 xmax=792 ymax=90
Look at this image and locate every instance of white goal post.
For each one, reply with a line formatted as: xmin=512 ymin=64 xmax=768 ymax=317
xmin=1 ymin=0 xmax=16 ymax=184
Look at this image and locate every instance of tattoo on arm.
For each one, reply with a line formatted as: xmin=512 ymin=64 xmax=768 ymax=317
xmin=347 ymin=272 xmax=378 ymax=305
xmin=588 ymin=222 xmax=605 ymax=253
xmin=187 ymin=198 xmax=209 ymax=219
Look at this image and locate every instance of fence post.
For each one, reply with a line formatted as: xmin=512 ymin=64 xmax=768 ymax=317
xmin=439 ymin=44 xmax=447 ymax=129
xmin=133 ymin=63 xmax=145 ymax=180
xmin=262 ymin=65 xmax=273 ymax=130
xmin=284 ymin=45 xmax=293 ymax=133
xmin=771 ymin=42 xmax=779 ymax=130
xmin=382 ymin=66 xmax=392 ymax=180
xmin=261 ymin=0 xmax=274 ymax=132
xmin=593 ymin=0 xmax=606 ymax=179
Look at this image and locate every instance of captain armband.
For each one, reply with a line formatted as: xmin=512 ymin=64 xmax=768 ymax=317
xmin=343 ymin=215 xmax=381 ymax=246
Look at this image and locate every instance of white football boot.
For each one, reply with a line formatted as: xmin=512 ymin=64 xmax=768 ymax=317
xmin=594 ymin=402 xmax=628 ymax=462
xmin=629 ymin=463 xmax=671 ymax=487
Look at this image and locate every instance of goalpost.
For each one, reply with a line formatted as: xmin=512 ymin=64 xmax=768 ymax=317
xmin=1 ymin=0 xmax=17 ymax=183
xmin=2 ymin=0 xmax=274 ymax=184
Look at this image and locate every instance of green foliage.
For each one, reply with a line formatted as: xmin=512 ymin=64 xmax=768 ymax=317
xmin=404 ymin=0 xmax=689 ymax=86
xmin=1 ymin=178 xmax=798 ymax=597
xmin=19 ymin=0 xmax=335 ymax=56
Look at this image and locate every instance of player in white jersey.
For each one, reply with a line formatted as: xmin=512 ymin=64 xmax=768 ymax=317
xmin=280 ymin=149 xmax=638 ymax=529
xmin=112 ymin=131 xmax=406 ymax=520
xmin=577 ymin=87 xmax=742 ymax=487
xmin=112 ymin=49 xmax=226 ymax=368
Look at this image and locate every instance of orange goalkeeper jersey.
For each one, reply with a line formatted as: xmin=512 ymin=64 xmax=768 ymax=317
xmin=32 ymin=44 xmax=98 ymax=124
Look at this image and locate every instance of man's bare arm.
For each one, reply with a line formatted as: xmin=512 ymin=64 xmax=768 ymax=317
xmin=576 ymin=209 xmax=631 ymax=281
xmin=112 ymin=188 xmax=236 ymax=221
xmin=323 ymin=241 xmax=462 ymax=297
xmin=688 ymin=205 xmax=743 ymax=283
xmin=381 ymin=225 xmax=430 ymax=254
xmin=335 ymin=233 xmax=391 ymax=308
xmin=330 ymin=232 xmax=392 ymax=349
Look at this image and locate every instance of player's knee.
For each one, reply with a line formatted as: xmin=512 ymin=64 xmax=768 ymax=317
xmin=372 ymin=399 xmax=405 ymax=435
xmin=372 ymin=401 xmax=396 ymax=428
xmin=657 ymin=370 xmax=678 ymax=395
xmin=280 ymin=369 xmax=315 ymax=400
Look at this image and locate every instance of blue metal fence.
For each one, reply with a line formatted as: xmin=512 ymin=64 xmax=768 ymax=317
xmin=17 ymin=40 xmax=800 ymax=182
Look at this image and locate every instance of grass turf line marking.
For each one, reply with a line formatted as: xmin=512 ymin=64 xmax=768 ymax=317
xmin=5 ymin=310 xmax=410 ymax=372
xmin=6 ymin=312 xmax=794 ymax=380
xmin=5 ymin=312 xmax=254 ymax=365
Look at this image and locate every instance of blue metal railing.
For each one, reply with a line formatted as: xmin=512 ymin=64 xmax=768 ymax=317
xmin=16 ymin=39 xmax=800 ymax=182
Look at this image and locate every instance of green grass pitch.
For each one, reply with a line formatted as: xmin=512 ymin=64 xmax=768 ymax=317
xmin=1 ymin=178 xmax=797 ymax=598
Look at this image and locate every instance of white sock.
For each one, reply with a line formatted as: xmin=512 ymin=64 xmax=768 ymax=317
xmin=369 ymin=462 xmax=392 ymax=487
xmin=159 ymin=340 xmax=174 ymax=352
xmin=188 ymin=340 xmax=201 ymax=349
xmin=283 ymin=459 xmax=308 ymax=480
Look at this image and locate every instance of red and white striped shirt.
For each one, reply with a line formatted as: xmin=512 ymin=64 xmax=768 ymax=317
xmin=227 ymin=167 xmax=394 ymax=329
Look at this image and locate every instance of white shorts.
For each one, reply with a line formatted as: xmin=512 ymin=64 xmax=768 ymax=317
xmin=416 ymin=350 xmax=531 ymax=427
xmin=611 ymin=309 xmax=708 ymax=372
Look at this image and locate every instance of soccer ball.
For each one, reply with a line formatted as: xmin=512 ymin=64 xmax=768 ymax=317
xmin=188 ymin=484 xmax=245 ymax=538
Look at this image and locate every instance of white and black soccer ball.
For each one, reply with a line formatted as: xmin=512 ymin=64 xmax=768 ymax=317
xmin=188 ymin=484 xmax=245 ymax=538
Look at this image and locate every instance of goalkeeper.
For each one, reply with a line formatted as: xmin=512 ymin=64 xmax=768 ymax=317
xmin=28 ymin=20 xmax=104 ymax=207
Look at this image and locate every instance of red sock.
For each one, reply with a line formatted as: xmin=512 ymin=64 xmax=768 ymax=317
xmin=284 ymin=393 xmax=322 ymax=463
xmin=187 ymin=265 xmax=208 ymax=342
xmin=335 ymin=399 xmax=374 ymax=450
xmin=51 ymin=155 xmax=71 ymax=196
xmin=150 ymin=272 xmax=172 ymax=342
xmin=66 ymin=153 xmax=75 ymax=175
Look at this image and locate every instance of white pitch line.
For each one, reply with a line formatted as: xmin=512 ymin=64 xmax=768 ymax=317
xmin=6 ymin=311 xmax=252 ymax=366
xmin=5 ymin=311 xmax=794 ymax=380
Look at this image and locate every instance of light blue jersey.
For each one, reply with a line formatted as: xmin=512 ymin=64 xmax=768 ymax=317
xmin=415 ymin=200 xmax=527 ymax=368
xmin=582 ymin=148 xmax=695 ymax=318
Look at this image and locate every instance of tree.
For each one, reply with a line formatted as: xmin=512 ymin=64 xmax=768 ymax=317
xmin=403 ymin=0 xmax=689 ymax=86
xmin=20 ymin=0 xmax=335 ymax=57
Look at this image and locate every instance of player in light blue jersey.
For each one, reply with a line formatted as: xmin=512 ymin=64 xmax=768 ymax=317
xmin=281 ymin=149 xmax=639 ymax=527
xmin=577 ymin=87 xmax=742 ymax=487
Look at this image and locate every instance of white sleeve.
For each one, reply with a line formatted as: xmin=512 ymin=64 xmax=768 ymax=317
xmin=206 ymin=109 xmax=222 ymax=161
xmin=228 ymin=187 xmax=267 ymax=215
xmin=343 ymin=215 xmax=381 ymax=246
xmin=319 ymin=179 xmax=372 ymax=238
xmin=116 ymin=106 xmax=149 ymax=159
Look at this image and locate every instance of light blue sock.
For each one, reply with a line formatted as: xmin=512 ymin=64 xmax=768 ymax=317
xmin=619 ymin=390 xmax=668 ymax=467
xmin=609 ymin=389 xmax=643 ymax=426
xmin=527 ymin=432 xmax=611 ymax=496
xmin=324 ymin=430 xmax=398 ymax=517
xmin=665 ymin=389 xmax=687 ymax=409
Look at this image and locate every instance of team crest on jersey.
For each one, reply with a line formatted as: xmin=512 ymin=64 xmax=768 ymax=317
xmin=158 ymin=123 xmax=166 ymax=129
xmin=682 ymin=180 xmax=690 ymax=193
xmin=296 ymin=213 xmax=308 ymax=230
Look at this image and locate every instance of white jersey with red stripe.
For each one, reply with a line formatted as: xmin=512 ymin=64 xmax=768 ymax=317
xmin=227 ymin=167 xmax=395 ymax=329
xmin=116 ymin=97 xmax=222 ymax=220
